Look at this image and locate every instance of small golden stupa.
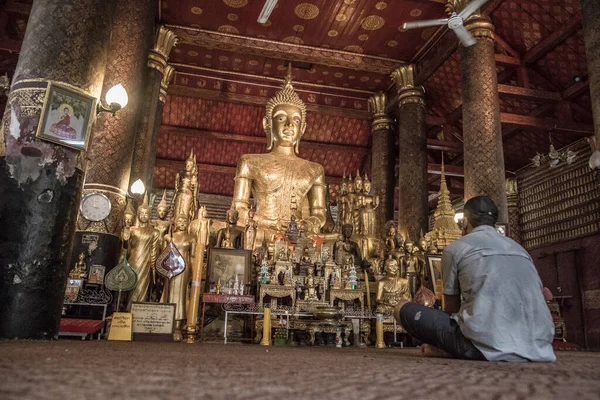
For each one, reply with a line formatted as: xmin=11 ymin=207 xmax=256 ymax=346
xmin=425 ymin=154 xmax=462 ymax=251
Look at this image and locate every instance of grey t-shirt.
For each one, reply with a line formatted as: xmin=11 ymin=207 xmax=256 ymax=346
xmin=442 ymin=225 xmax=556 ymax=362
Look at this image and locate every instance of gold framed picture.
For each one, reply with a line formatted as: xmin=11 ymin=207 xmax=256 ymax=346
xmin=206 ymin=248 xmax=251 ymax=291
xmin=427 ymin=254 xmax=443 ymax=300
xmin=36 ymin=82 xmax=96 ymax=150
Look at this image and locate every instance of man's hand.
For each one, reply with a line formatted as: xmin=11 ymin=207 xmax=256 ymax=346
xmin=443 ymin=294 xmax=461 ymax=314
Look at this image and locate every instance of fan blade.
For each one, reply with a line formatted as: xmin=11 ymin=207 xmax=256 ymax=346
xmin=257 ymin=0 xmax=278 ymax=24
xmin=402 ymin=18 xmax=449 ymax=31
xmin=452 ymin=24 xmax=477 ymax=47
xmin=459 ymin=0 xmax=489 ymax=20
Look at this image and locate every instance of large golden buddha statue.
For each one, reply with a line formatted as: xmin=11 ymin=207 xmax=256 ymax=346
xmin=232 ymin=66 xmax=326 ymax=239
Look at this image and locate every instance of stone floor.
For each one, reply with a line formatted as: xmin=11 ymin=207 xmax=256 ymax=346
xmin=1 ymin=340 xmax=599 ymax=400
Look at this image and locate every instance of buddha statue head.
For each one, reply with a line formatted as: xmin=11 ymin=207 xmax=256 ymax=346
xmin=342 ymin=223 xmax=353 ymax=240
xmin=347 ymin=173 xmax=355 ymax=194
xmin=384 ymin=220 xmax=396 ymax=238
xmin=137 ymin=195 xmax=151 ymax=225
xmin=354 ymin=170 xmax=363 ymax=193
xmin=225 ymin=208 xmax=239 ymax=225
xmin=384 ymin=255 xmax=400 ymax=277
xmin=340 ymin=171 xmax=348 ymax=194
xmin=174 ymin=214 xmax=189 ymax=232
xmin=263 ymin=65 xmax=307 ymax=155
xmin=363 ymin=172 xmax=372 ymax=195
xmin=199 ymin=205 xmax=208 ymax=218
xmin=185 ymin=150 xmax=197 ymax=173
xmin=124 ymin=198 xmax=135 ymax=227
xmin=157 ymin=189 xmax=168 ymax=220
xmin=404 ymin=237 xmax=414 ymax=254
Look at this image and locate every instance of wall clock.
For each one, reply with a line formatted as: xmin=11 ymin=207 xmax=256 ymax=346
xmin=80 ymin=193 xmax=112 ymax=222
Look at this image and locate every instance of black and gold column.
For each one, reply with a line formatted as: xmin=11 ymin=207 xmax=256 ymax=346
xmin=73 ymin=0 xmax=158 ymax=275
xmin=0 ymin=0 xmax=116 ymax=339
xmin=368 ymin=92 xmax=395 ymax=234
xmin=506 ymin=178 xmax=521 ymax=243
xmin=458 ymin=6 xmax=508 ymax=223
xmin=391 ymin=65 xmax=429 ymax=241
xmin=129 ymin=26 xmax=178 ymax=190
xmin=581 ymin=0 xmax=600 ymax=168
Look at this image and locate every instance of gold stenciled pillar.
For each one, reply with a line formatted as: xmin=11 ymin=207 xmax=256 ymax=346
xmin=0 ymin=0 xmax=117 ymax=339
xmin=368 ymin=92 xmax=395 ymax=236
xmin=391 ymin=65 xmax=429 ymax=241
xmin=505 ymin=178 xmax=522 ymax=243
xmin=74 ymin=0 xmax=158 ymax=276
xmin=456 ymin=1 xmax=508 ymax=223
xmin=581 ymin=0 xmax=600 ymax=169
xmin=129 ymin=26 xmax=178 ymax=190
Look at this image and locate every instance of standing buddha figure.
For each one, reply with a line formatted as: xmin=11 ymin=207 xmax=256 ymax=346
xmin=245 ymin=206 xmax=258 ymax=250
xmin=359 ymin=173 xmax=379 ymax=237
xmin=352 ymin=171 xmax=364 ymax=235
xmin=170 ymin=150 xmax=198 ymax=222
xmin=164 ymin=214 xmax=196 ymax=341
xmin=337 ymin=172 xmax=350 ymax=231
xmin=126 ymin=196 xmax=160 ymax=311
xmin=152 ymin=189 xmax=171 ymax=245
xmin=345 ymin=173 xmax=357 ymax=228
xmin=232 ymin=65 xmax=326 ymax=239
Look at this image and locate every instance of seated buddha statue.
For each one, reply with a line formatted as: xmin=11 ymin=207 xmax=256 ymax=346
xmin=216 ymin=208 xmax=245 ymax=249
xmin=376 ymin=256 xmax=412 ymax=313
xmin=232 ymin=66 xmax=326 ymax=241
xmin=304 ymin=266 xmax=319 ymax=301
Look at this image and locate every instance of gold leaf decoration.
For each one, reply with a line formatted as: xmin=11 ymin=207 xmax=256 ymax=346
xmin=358 ymin=34 xmax=369 ymax=41
xmin=248 ymin=60 xmax=259 ymax=66
xmin=187 ymin=50 xmax=198 ymax=56
xmin=219 ymin=55 xmax=229 ymax=61
xmin=295 ymin=3 xmax=320 ymax=20
xmin=217 ymin=25 xmax=240 ymax=34
xmin=344 ymin=45 xmax=364 ymax=53
xmin=361 ymin=15 xmax=385 ymax=31
xmin=191 ymin=7 xmax=203 ymax=15
xmin=334 ymin=72 xmax=343 ymax=78
xmin=344 ymin=0 xmax=356 ymax=4
xmin=293 ymin=25 xmax=305 ymax=32
xmin=375 ymin=2 xmax=387 ymax=10
xmin=328 ymin=30 xmax=339 ymax=37
xmin=223 ymin=0 xmax=248 ymax=8
xmin=387 ymin=40 xmax=398 ymax=47
xmin=283 ymin=36 xmax=304 ymax=44
xmin=410 ymin=9 xmax=423 ymax=17
xmin=360 ymin=76 xmax=370 ymax=82
xmin=227 ymin=13 xmax=238 ymax=21
xmin=336 ymin=14 xmax=348 ymax=22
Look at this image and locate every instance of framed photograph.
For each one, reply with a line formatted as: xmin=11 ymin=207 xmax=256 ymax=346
xmin=36 ymin=82 xmax=96 ymax=150
xmin=64 ymin=279 xmax=83 ymax=303
xmin=495 ymin=223 xmax=508 ymax=237
xmin=427 ymin=254 xmax=443 ymax=300
xmin=88 ymin=265 xmax=106 ymax=285
xmin=207 ymin=248 xmax=251 ymax=290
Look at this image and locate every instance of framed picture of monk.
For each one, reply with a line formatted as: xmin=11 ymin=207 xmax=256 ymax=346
xmin=36 ymin=82 xmax=96 ymax=151
xmin=427 ymin=254 xmax=443 ymax=300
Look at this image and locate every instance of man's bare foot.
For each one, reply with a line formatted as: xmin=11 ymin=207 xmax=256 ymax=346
xmin=421 ymin=344 xmax=453 ymax=359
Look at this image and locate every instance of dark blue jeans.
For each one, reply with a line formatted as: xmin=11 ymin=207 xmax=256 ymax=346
xmin=399 ymin=303 xmax=487 ymax=361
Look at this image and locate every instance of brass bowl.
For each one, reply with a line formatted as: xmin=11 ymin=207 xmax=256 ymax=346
xmin=313 ymin=306 xmax=343 ymax=321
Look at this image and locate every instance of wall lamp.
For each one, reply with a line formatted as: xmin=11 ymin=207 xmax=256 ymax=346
xmin=97 ymin=84 xmax=129 ymax=115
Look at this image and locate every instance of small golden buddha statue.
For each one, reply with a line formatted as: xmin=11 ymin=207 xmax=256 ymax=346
xmin=345 ymin=173 xmax=357 ymax=228
xmin=216 ymin=208 xmax=245 ymax=249
xmin=69 ymin=253 xmax=87 ymax=280
xmin=126 ymin=196 xmax=160 ymax=311
xmin=232 ymin=65 xmax=326 ymax=238
xmin=304 ymin=266 xmax=319 ymax=301
xmin=359 ymin=173 xmax=379 ymax=237
xmin=164 ymin=214 xmax=196 ymax=341
xmin=333 ymin=224 xmax=363 ymax=266
xmin=245 ymin=207 xmax=258 ymax=250
xmin=337 ymin=172 xmax=351 ymax=230
xmin=170 ymin=150 xmax=198 ymax=222
xmin=121 ymin=198 xmax=136 ymax=245
xmin=352 ymin=171 xmax=364 ymax=234
xmin=376 ymin=256 xmax=412 ymax=312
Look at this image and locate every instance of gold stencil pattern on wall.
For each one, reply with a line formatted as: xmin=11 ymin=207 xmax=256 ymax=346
xmin=293 ymin=25 xmax=305 ymax=32
xmin=358 ymin=34 xmax=369 ymax=41
xmin=283 ymin=36 xmax=304 ymax=44
xmin=344 ymin=45 xmax=363 ymax=53
xmin=191 ymin=7 xmax=202 ymax=14
xmin=295 ymin=3 xmax=320 ymax=20
xmin=336 ymin=14 xmax=348 ymax=22
xmin=375 ymin=2 xmax=387 ymax=10
xmin=410 ymin=9 xmax=423 ymax=17
xmin=328 ymin=30 xmax=339 ymax=37
xmin=228 ymin=13 xmax=238 ymax=21
xmin=361 ymin=15 xmax=385 ymax=30
xmin=218 ymin=25 xmax=240 ymax=34
xmin=223 ymin=0 xmax=248 ymax=8
xmin=387 ymin=40 xmax=398 ymax=47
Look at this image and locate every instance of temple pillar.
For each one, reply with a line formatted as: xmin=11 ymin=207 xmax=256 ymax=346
xmin=391 ymin=65 xmax=428 ymax=241
xmin=581 ymin=0 xmax=600 ymax=168
xmin=460 ymin=14 xmax=508 ymax=223
xmin=506 ymin=178 xmax=522 ymax=243
xmin=129 ymin=26 xmax=178 ymax=191
xmin=368 ymin=92 xmax=395 ymax=234
xmin=72 ymin=0 xmax=158 ymax=276
xmin=0 ymin=0 xmax=116 ymax=339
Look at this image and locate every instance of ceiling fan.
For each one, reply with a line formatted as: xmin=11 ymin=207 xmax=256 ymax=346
xmin=257 ymin=0 xmax=278 ymax=24
xmin=402 ymin=0 xmax=489 ymax=47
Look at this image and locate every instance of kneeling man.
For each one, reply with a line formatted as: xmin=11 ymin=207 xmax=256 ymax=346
xmin=395 ymin=196 xmax=555 ymax=362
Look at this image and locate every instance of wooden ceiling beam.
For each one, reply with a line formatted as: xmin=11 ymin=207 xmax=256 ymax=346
xmin=427 ymin=139 xmax=463 ymax=153
xmin=522 ymin=13 xmax=582 ymax=65
xmin=498 ymin=84 xmax=562 ymax=103
xmin=494 ymin=34 xmax=521 ymax=58
xmin=160 ymin=125 xmax=370 ymax=156
xmin=428 ymin=164 xmax=464 ymax=177
xmin=500 ymin=112 xmax=593 ymax=134
xmin=0 ymin=38 xmax=21 ymax=53
xmin=502 ymin=104 xmax=554 ymax=141
xmin=562 ymin=81 xmax=589 ymax=100
xmin=495 ymin=54 xmax=521 ymax=67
